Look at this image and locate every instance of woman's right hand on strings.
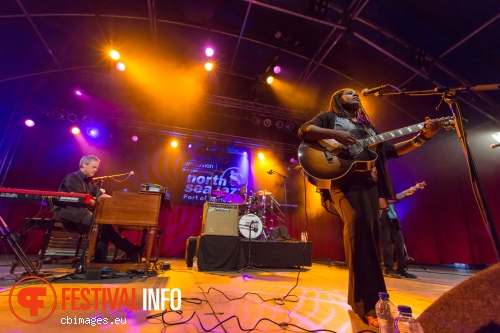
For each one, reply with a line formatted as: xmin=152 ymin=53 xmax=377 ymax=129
xmin=332 ymin=130 xmax=357 ymax=146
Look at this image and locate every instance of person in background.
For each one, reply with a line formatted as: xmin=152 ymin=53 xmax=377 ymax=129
xmin=380 ymin=182 xmax=425 ymax=279
xmin=55 ymin=155 xmax=143 ymax=263
xmin=298 ymin=88 xmax=440 ymax=328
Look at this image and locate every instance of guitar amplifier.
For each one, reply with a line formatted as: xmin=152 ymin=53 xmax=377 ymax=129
xmin=202 ymin=202 xmax=239 ymax=236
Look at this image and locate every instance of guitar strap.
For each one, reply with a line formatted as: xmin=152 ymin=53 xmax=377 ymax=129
xmin=319 ymin=188 xmax=340 ymax=216
xmin=317 ymin=113 xmax=340 ymax=216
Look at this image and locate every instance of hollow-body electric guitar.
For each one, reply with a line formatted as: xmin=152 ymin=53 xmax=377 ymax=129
xmin=298 ymin=117 xmax=454 ymax=187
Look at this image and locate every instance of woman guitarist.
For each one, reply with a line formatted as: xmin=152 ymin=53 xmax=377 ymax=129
xmin=298 ymin=88 xmax=441 ymax=328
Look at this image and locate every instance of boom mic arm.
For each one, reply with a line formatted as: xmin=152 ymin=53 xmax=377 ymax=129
xmin=92 ymin=171 xmax=134 ymax=180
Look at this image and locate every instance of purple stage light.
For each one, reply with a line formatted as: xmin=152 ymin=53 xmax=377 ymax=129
xmin=24 ymin=119 xmax=35 ymax=127
xmin=205 ymin=47 xmax=214 ymax=57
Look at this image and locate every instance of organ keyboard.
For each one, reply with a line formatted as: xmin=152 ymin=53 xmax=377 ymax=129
xmin=0 ymin=188 xmax=95 ymax=207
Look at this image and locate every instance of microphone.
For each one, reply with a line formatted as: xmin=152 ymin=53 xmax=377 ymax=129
xmin=491 ymin=143 xmax=500 ymax=149
xmin=362 ymin=84 xmax=390 ymax=96
xmin=92 ymin=171 xmax=135 ymax=180
xmin=267 ymin=169 xmax=273 ymax=175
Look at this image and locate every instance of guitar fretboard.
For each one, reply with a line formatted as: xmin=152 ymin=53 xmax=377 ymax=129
xmin=358 ymin=122 xmax=425 ymax=147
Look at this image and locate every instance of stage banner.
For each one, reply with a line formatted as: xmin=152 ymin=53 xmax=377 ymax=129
xmin=177 ymin=159 xmax=248 ymax=206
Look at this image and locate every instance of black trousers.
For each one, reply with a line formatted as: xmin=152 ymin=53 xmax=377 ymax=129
xmin=56 ymin=207 xmax=137 ymax=262
xmin=328 ymin=175 xmax=387 ymax=318
xmin=380 ymin=211 xmax=407 ymax=272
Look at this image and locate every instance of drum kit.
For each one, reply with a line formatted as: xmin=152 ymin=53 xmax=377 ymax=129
xmin=211 ymin=189 xmax=285 ymax=240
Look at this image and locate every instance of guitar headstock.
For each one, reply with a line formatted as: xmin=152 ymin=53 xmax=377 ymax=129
xmin=412 ymin=181 xmax=426 ymax=191
xmin=439 ymin=116 xmax=455 ymax=130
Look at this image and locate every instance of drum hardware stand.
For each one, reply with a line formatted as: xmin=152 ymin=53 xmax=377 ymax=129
xmin=266 ymin=170 xmax=289 ymax=230
xmin=238 ymin=221 xmax=267 ymax=273
xmin=266 ymin=195 xmax=286 ymax=240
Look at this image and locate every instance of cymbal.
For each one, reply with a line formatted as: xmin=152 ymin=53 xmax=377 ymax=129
xmin=211 ymin=190 xmax=226 ymax=197
xmin=223 ymin=193 xmax=245 ymax=203
xmin=256 ymin=190 xmax=272 ymax=195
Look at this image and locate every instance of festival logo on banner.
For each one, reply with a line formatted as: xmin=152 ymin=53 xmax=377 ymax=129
xmin=181 ymin=160 xmax=248 ymax=206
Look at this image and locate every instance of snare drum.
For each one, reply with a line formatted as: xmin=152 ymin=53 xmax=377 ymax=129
xmin=238 ymin=213 xmax=263 ymax=239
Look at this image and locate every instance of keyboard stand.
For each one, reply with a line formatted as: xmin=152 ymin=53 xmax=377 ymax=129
xmin=0 ymin=215 xmax=51 ymax=278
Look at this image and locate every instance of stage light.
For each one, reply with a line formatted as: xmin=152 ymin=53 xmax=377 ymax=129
xmin=24 ymin=119 xmax=35 ymax=127
xmin=188 ymin=143 xmax=193 ymax=149
xmin=275 ymin=120 xmax=284 ymax=129
xmin=110 ymin=50 xmax=120 ymax=60
xmin=86 ymin=127 xmax=100 ymax=138
xmin=74 ymin=89 xmax=82 ymax=96
xmin=251 ymin=116 xmax=261 ymax=125
xmin=205 ymin=62 xmax=213 ymax=71
xmin=308 ymin=0 xmax=328 ymax=19
xmin=170 ymin=140 xmax=179 ymax=148
xmin=266 ymin=76 xmax=274 ymax=84
xmin=285 ymin=121 xmax=295 ymax=131
xmin=258 ymin=152 xmax=264 ymax=160
xmin=52 ymin=110 xmax=64 ymax=119
xmin=71 ymin=126 xmax=80 ymax=135
xmin=243 ymin=151 xmax=248 ymax=156
xmin=273 ymin=65 xmax=281 ymax=74
xmin=132 ymin=135 xmax=138 ymax=142
xmin=263 ymin=119 xmax=272 ymax=127
xmin=116 ymin=62 xmax=126 ymax=71
xmin=67 ymin=113 xmax=78 ymax=122
xmin=205 ymin=47 xmax=214 ymax=57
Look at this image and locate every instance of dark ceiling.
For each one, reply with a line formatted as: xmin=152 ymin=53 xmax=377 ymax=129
xmin=1 ymin=0 xmax=499 ymax=151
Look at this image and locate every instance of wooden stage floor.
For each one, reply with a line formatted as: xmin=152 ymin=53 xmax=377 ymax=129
xmin=0 ymin=257 xmax=483 ymax=333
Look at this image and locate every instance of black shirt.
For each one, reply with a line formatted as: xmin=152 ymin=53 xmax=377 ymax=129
xmin=58 ymin=170 xmax=98 ymax=197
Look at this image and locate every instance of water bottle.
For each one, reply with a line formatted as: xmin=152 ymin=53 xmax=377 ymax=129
xmin=394 ymin=305 xmax=424 ymax=333
xmin=375 ymin=292 xmax=398 ymax=333
xmin=192 ymin=256 xmax=198 ymax=271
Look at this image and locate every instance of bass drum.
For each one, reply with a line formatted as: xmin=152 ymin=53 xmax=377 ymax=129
xmin=238 ymin=213 xmax=263 ymax=239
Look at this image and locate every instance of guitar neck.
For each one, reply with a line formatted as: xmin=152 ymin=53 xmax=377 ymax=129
xmin=358 ymin=122 xmax=425 ymax=147
xmin=396 ymin=189 xmax=411 ymax=201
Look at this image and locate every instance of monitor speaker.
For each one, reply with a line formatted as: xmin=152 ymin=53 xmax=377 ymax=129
xmin=202 ymin=202 xmax=239 ymax=236
xmin=418 ymin=262 xmax=500 ymax=333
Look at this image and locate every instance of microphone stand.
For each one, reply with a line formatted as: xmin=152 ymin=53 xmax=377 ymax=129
xmin=442 ymin=91 xmax=500 ymax=261
xmin=268 ymin=170 xmax=288 ymax=230
xmin=238 ymin=221 xmax=267 ymax=273
xmin=375 ymin=83 xmax=500 ymax=261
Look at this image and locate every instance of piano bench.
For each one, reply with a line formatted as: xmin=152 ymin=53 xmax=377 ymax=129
xmin=10 ymin=218 xmax=88 ymax=273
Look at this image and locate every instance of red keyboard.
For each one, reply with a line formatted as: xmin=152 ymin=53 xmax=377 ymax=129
xmin=0 ymin=188 xmax=95 ymax=208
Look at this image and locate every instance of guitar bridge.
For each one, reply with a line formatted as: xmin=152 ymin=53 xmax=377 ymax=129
xmin=322 ymin=145 xmax=334 ymax=164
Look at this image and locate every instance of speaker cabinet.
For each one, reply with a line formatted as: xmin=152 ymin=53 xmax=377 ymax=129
xmin=418 ymin=263 xmax=500 ymax=333
xmin=202 ymin=202 xmax=239 ymax=236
